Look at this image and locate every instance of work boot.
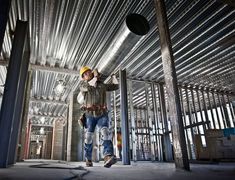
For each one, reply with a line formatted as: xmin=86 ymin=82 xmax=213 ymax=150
xmin=104 ymin=155 xmax=117 ymax=168
xmin=86 ymin=159 xmax=93 ymax=167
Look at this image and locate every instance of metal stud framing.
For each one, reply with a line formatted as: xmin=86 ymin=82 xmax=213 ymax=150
xmin=151 ymin=83 xmax=163 ymax=161
xmin=128 ymin=80 xmax=137 ymax=162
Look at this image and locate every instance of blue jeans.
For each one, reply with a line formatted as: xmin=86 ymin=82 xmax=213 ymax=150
xmin=84 ymin=112 xmax=114 ymax=161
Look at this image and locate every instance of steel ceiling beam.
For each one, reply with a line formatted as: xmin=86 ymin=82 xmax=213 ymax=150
xmin=29 ymin=114 xmax=66 ymax=119
xmin=30 ymin=97 xmax=68 ymax=106
xmin=30 ymin=124 xmax=53 ymax=127
xmin=31 ymin=64 xmax=79 ymax=76
xmin=0 ymin=60 xmax=80 ymax=76
xmin=1 ymin=59 xmax=233 ymax=95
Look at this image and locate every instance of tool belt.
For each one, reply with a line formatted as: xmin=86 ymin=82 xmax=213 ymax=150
xmin=81 ymin=105 xmax=107 ymax=117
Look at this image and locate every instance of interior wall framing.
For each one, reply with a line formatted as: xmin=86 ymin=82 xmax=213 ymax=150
xmin=110 ymin=79 xmax=235 ymax=162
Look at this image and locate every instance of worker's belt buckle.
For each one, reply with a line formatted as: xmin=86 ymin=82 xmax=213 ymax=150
xmin=82 ymin=105 xmax=107 ymax=111
xmin=84 ymin=106 xmax=107 ymax=117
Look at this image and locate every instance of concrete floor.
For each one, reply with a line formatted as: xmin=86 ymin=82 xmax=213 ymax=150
xmin=0 ymin=159 xmax=234 ymax=180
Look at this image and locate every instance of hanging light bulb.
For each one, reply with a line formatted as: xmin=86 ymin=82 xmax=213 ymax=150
xmin=40 ymin=127 xmax=45 ymax=135
xmin=40 ymin=117 xmax=45 ymax=124
xmin=34 ymin=106 xmax=39 ymax=114
xmin=54 ymin=80 xmax=65 ymax=95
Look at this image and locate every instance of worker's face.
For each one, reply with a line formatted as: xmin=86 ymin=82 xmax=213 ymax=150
xmin=82 ymin=70 xmax=93 ymax=81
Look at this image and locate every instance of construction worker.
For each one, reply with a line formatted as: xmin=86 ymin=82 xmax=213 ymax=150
xmin=79 ymin=66 xmax=119 ymax=168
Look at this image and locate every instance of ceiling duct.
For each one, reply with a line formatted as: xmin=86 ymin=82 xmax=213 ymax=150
xmin=96 ymin=13 xmax=150 ymax=76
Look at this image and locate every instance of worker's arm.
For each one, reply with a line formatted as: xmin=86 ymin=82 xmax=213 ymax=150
xmin=79 ymin=80 xmax=95 ymax=92
xmin=105 ymin=83 xmax=119 ymax=91
xmin=105 ymin=74 xmax=119 ymax=91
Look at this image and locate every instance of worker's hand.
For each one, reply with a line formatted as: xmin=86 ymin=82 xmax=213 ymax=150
xmin=93 ymin=69 xmax=99 ymax=77
xmin=111 ymin=74 xmax=118 ymax=84
xmin=78 ymin=113 xmax=86 ymax=128
xmin=88 ymin=76 xmax=97 ymax=87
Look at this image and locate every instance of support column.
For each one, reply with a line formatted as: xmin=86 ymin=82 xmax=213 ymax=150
xmin=19 ymin=71 xmax=32 ymax=161
xmin=129 ymin=80 xmax=137 ymax=162
xmin=106 ymin=92 xmax=113 ymax=141
xmin=119 ymin=69 xmax=130 ymax=165
xmin=44 ymin=131 xmax=53 ymax=159
xmin=151 ymin=83 xmax=163 ymax=161
xmin=67 ymin=93 xmax=73 ymax=161
xmin=0 ymin=20 xmax=28 ymax=168
xmin=67 ymin=92 xmax=84 ymax=161
xmin=51 ymin=119 xmax=64 ymax=160
xmin=24 ymin=121 xmax=32 ymax=159
xmin=42 ymin=137 xmax=47 ymax=159
xmin=75 ymin=98 xmax=84 ymax=161
xmin=61 ymin=123 xmax=67 ymax=160
xmin=8 ymin=33 xmax=30 ymax=165
xmin=158 ymin=84 xmax=173 ymax=161
xmin=153 ymin=0 xmax=189 ymax=170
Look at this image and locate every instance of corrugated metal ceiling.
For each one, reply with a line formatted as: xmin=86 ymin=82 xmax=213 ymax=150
xmin=0 ymin=0 xmax=235 ymax=123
